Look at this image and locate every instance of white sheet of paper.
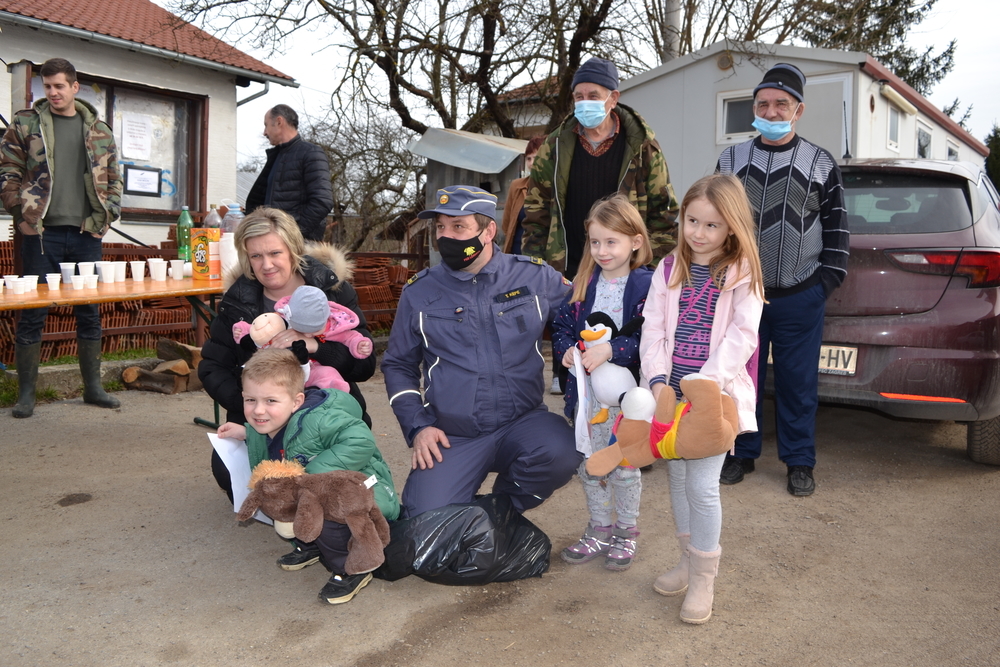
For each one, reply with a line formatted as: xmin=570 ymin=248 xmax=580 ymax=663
xmin=209 ymin=433 xmax=272 ymax=525
xmin=573 ymin=348 xmax=594 ymax=457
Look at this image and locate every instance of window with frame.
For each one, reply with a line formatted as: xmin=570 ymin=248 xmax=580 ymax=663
xmin=888 ymin=106 xmax=900 ymax=150
xmin=717 ymin=91 xmax=757 ymax=143
xmin=30 ymin=72 xmax=206 ymax=222
xmin=917 ymin=122 xmax=932 ymax=158
xmin=947 ymin=141 xmax=960 ymax=161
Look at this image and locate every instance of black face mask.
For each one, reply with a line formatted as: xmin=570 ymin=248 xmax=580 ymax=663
xmin=437 ymin=233 xmax=485 ymax=271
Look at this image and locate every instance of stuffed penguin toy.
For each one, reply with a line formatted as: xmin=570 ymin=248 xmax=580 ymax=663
xmin=578 ymin=312 xmax=644 ymax=424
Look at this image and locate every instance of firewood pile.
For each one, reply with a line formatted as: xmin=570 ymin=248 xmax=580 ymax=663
xmin=121 ymin=338 xmax=204 ymax=394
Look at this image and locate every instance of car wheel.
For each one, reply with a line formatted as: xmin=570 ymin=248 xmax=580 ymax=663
xmin=967 ymin=416 xmax=1000 ymax=465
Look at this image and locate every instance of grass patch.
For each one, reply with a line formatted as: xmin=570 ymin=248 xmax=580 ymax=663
xmin=39 ymin=347 xmax=157 ymax=368
xmin=0 ymin=376 xmax=60 ymax=409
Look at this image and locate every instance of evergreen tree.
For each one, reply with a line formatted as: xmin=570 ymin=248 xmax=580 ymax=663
xmin=985 ymin=124 xmax=1000 ymax=190
xmin=798 ymin=0 xmax=955 ymax=95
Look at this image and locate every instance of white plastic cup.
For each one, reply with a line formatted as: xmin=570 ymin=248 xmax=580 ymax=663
xmin=4 ymin=275 xmax=17 ymax=290
xmin=96 ymin=261 xmax=113 ymax=283
xmin=23 ymin=275 xmax=38 ymax=290
xmin=169 ymin=259 xmax=184 ymax=280
xmin=71 ymin=275 xmax=85 ymax=290
xmin=114 ymin=261 xmax=127 ymax=282
xmin=59 ymin=262 xmax=76 ymax=283
xmin=149 ymin=261 xmax=168 ymax=281
xmin=84 ymin=274 xmax=99 ymax=288
xmin=46 ymin=274 xmax=61 ymax=290
xmin=130 ymin=260 xmax=146 ymax=280
xmin=77 ymin=261 xmax=95 ymax=276
xmin=11 ymin=278 xmax=25 ymax=294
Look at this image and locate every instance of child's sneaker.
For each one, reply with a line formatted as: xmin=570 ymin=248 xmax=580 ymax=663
xmin=560 ymin=525 xmax=613 ymax=564
xmin=319 ymin=572 xmax=372 ymax=605
xmin=605 ymin=525 xmax=639 ymax=571
xmin=277 ymin=541 xmax=321 ymax=571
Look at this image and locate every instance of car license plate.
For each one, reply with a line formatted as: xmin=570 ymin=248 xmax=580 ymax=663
xmin=767 ymin=345 xmax=858 ymax=376
xmin=818 ymin=345 xmax=857 ymax=376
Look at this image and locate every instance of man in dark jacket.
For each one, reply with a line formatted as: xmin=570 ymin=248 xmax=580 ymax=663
xmin=245 ymin=105 xmax=334 ymax=241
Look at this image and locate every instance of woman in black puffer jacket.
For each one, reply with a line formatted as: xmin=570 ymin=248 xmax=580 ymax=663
xmin=199 ymin=207 xmax=375 ymax=498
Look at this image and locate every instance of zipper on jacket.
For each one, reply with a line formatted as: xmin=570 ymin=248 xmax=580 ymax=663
xmin=554 ymin=140 xmax=566 ymax=268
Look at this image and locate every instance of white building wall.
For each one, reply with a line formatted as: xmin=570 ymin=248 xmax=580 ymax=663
xmin=0 ymin=22 xmax=240 ymax=246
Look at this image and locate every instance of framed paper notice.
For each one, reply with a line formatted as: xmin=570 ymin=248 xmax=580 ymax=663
xmin=123 ymin=165 xmax=162 ymax=197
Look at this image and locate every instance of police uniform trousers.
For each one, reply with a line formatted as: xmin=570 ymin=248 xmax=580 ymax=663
xmin=401 ymin=407 xmax=580 ymax=518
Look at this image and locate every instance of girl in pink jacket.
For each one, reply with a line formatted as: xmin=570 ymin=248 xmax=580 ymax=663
xmin=639 ymin=173 xmax=764 ymax=624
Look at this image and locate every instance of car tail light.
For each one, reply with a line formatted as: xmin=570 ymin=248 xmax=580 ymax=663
xmin=885 ymin=249 xmax=1000 ymax=288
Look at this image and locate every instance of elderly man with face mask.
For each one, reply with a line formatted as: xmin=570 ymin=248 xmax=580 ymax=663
xmin=716 ymin=63 xmax=850 ymax=497
xmin=521 ymin=57 xmax=679 ymax=278
xmin=382 ymin=185 xmax=580 ymax=518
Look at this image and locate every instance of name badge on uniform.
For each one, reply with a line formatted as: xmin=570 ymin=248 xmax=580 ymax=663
xmin=494 ymin=286 xmax=531 ymax=303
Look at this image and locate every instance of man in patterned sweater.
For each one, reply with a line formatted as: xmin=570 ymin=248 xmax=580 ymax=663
xmin=716 ymin=63 xmax=849 ymax=496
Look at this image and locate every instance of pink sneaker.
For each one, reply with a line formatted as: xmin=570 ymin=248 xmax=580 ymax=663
xmin=605 ymin=525 xmax=639 ymax=571
xmin=560 ymin=525 xmax=613 ymax=564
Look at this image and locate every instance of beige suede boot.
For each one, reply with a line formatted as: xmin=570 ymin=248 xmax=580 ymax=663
xmin=653 ymin=533 xmax=690 ymax=596
xmin=679 ymin=545 xmax=721 ymax=624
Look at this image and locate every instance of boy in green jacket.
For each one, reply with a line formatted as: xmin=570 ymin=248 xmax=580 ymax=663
xmin=218 ymin=348 xmax=399 ymax=604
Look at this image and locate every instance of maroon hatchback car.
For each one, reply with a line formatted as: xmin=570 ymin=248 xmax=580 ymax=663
xmin=818 ymin=159 xmax=1000 ymax=465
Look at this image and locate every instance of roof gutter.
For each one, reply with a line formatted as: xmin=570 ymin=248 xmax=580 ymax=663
xmin=0 ymin=11 xmax=297 ymax=88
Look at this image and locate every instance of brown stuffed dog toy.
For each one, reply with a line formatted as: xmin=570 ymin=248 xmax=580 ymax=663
xmin=238 ymin=460 xmax=391 ymax=575
xmin=586 ymin=373 xmax=739 ymax=476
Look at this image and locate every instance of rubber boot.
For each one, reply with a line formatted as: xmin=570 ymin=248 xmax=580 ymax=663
xmin=653 ymin=533 xmax=690 ymax=596
xmin=12 ymin=342 xmax=41 ymax=418
xmin=679 ymin=545 xmax=721 ymax=625
xmin=78 ymin=338 xmax=120 ymax=409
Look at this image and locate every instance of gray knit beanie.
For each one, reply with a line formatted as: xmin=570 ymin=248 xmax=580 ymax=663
xmin=286 ymin=286 xmax=329 ymax=333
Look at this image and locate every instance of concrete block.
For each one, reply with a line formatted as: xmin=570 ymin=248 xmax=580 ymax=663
xmin=3 ymin=357 xmax=161 ymax=396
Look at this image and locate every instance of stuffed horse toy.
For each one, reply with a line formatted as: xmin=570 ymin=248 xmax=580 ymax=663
xmin=237 ymin=460 xmax=390 ymax=575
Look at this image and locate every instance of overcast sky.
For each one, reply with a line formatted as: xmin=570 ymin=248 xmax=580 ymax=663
xmin=229 ymin=0 xmax=997 ymax=165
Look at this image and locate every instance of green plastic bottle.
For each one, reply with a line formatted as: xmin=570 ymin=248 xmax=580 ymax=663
xmin=177 ymin=206 xmax=193 ymax=261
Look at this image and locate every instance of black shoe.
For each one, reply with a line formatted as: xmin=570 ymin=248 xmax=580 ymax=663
xmin=319 ymin=572 xmax=372 ymax=605
xmin=787 ymin=466 xmax=815 ymax=496
xmin=277 ymin=542 xmax=322 ymax=571
xmin=720 ymin=456 xmax=754 ymax=485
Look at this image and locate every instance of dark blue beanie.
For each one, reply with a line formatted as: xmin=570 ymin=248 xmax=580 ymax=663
xmin=753 ymin=63 xmax=806 ymax=102
xmin=572 ymin=57 xmax=619 ymax=92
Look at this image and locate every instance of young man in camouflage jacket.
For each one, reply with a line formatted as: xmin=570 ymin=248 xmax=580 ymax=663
xmin=520 ymin=58 xmax=679 ymax=278
xmin=0 ymin=57 xmax=123 ymax=418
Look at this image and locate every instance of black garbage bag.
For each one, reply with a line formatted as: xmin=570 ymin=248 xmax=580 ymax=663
xmin=373 ymin=494 xmax=551 ymax=585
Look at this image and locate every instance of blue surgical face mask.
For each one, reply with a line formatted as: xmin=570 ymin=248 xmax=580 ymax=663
xmin=574 ymin=99 xmax=610 ymax=129
xmin=752 ymin=115 xmax=795 ymax=141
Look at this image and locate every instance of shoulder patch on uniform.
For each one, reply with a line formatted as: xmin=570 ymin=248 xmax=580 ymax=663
xmin=406 ymin=268 xmax=430 ymax=286
xmin=514 ymin=255 xmax=546 ymax=266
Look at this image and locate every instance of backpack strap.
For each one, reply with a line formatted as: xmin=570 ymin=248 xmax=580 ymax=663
xmin=662 ymin=255 xmax=674 ymax=282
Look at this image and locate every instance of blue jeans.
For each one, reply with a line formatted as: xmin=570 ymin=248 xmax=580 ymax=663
xmin=734 ymin=282 xmax=826 ymax=468
xmin=16 ymin=227 xmax=103 ymax=345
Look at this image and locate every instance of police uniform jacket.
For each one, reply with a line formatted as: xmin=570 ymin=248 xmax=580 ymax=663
xmin=382 ymin=244 xmax=571 ymax=444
